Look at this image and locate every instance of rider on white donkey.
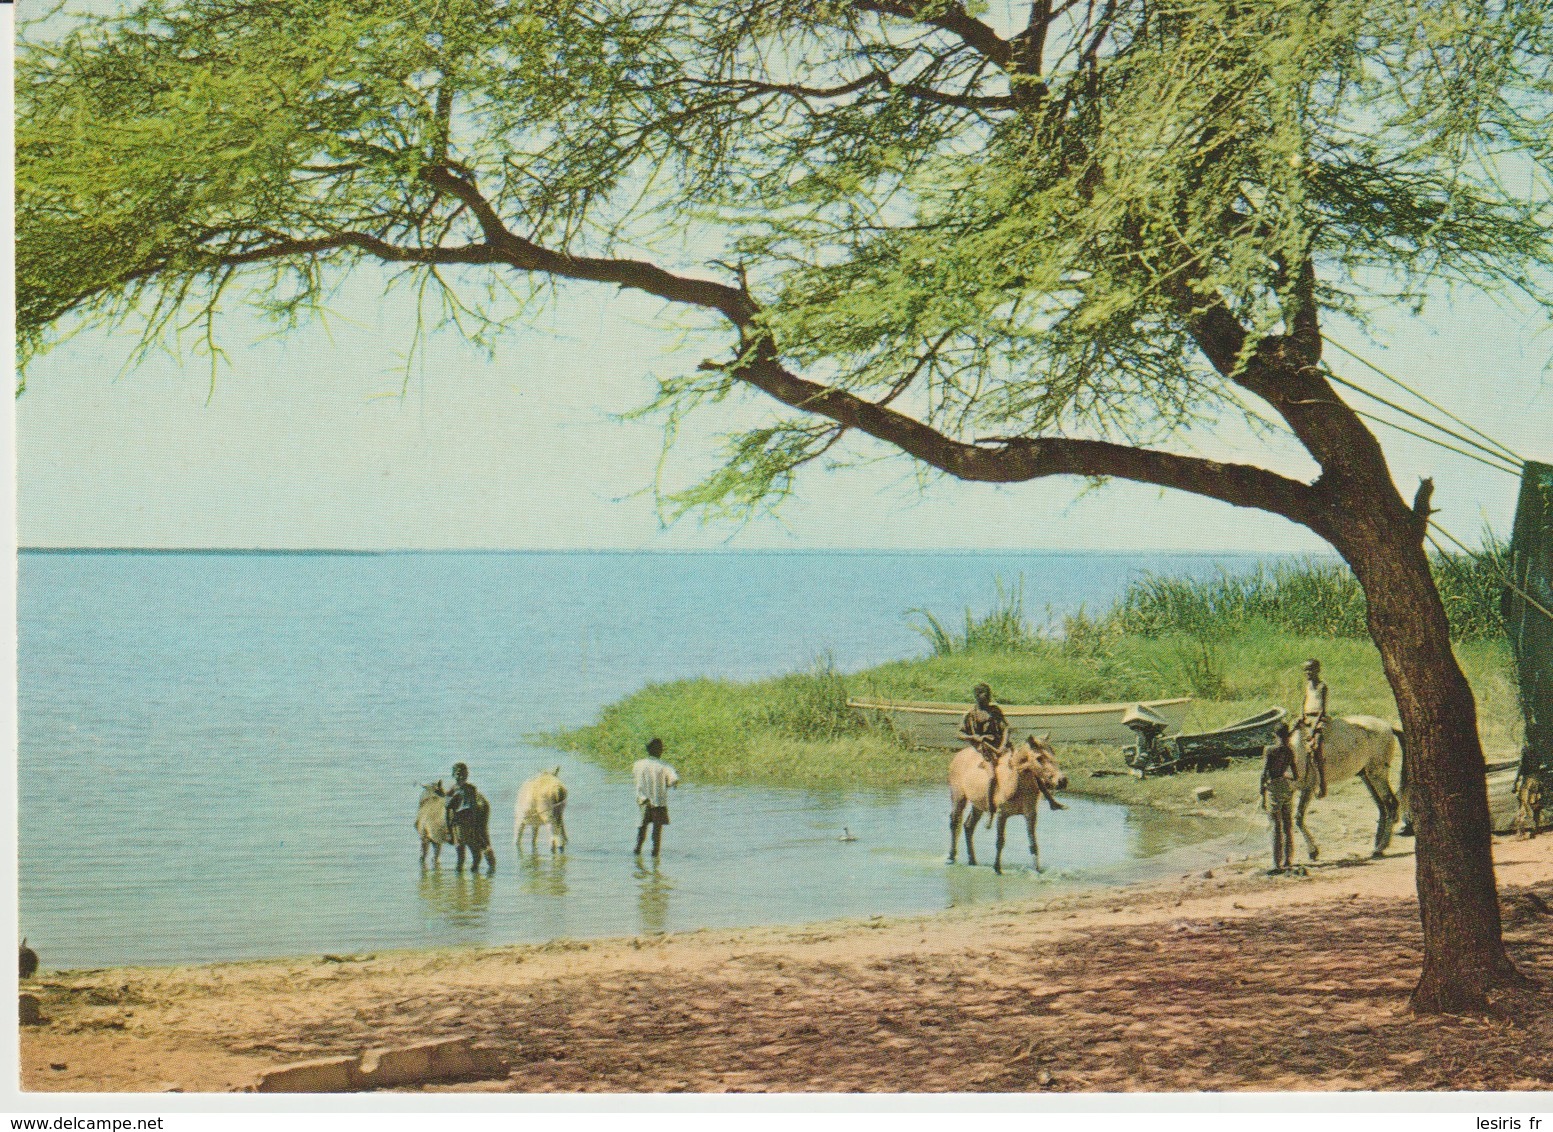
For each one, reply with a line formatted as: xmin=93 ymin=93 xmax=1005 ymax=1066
xmin=1300 ymin=659 xmax=1331 ymax=798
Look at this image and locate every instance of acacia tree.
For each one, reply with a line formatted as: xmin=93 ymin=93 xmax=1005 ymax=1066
xmin=19 ymin=0 xmax=1553 ymax=1011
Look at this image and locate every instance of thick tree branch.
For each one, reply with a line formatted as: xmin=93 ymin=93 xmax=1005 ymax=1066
xmin=725 ymin=353 xmax=1324 ymax=527
xmin=1162 ymin=274 xmax=1376 ymax=493
xmin=219 ymin=231 xmax=496 ymax=268
xmin=422 ymin=166 xmax=757 ymax=323
xmin=853 ymin=1 xmax=1014 ymax=69
xmin=1411 ymin=476 xmax=1437 ymax=538
xmin=1287 ymin=254 xmax=1322 ymax=362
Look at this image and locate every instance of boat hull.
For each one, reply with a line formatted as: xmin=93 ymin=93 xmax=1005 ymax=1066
xmin=1126 ymin=706 xmax=1287 ymax=776
xmin=1171 ymin=706 xmax=1288 ymax=762
xmin=847 ymin=696 xmax=1193 ymax=749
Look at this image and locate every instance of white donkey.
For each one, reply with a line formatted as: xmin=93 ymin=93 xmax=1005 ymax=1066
xmin=514 ymin=766 xmax=569 ymax=854
xmin=1292 ymin=715 xmax=1409 ymax=860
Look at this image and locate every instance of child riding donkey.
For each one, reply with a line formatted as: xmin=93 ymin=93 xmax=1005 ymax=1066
xmin=960 ymin=683 xmax=1065 ymax=816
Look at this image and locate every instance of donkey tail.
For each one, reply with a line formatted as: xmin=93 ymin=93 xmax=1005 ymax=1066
xmin=1394 ymin=728 xmax=1414 ymax=836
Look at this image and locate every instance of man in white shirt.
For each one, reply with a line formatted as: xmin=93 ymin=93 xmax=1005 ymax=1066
xmin=633 ymin=738 xmax=680 ymax=857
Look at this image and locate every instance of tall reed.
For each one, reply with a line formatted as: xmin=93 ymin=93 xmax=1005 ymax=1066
xmin=909 ymin=575 xmax=1041 ymax=655
xmin=1111 ymin=545 xmax=1507 ymax=641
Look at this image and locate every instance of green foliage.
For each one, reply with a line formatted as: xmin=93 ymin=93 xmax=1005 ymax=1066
xmin=541 ymin=665 xmax=906 ymax=790
xmin=908 ymin=575 xmax=1039 ymax=656
xmin=547 ymin=556 xmax=1525 ymax=792
xmin=751 ymin=653 xmax=865 ymax=742
xmin=1113 ymin=559 xmax=1372 ymax=638
xmin=1112 ymin=548 xmax=1508 ymax=641
xmin=901 ymin=551 xmax=1508 ymax=670
xmin=18 ymin=0 xmax=1553 ymax=511
xmin=1163 ymin=633 xmax=1230 ymax=700
xmin=550 ymin=628 xmax=1521 ymax=790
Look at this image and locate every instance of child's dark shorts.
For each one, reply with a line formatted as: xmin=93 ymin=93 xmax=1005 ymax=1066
xmin=642 ymin=803 xmax=670 ymax=827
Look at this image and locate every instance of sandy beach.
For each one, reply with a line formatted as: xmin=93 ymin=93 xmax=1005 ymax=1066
xmin=20 ymin=809 xmax=1553 ymax=1095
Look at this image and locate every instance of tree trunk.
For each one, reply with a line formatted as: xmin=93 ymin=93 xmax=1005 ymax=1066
xmin=1331 ymin=496 xmax=1519 ymax=1014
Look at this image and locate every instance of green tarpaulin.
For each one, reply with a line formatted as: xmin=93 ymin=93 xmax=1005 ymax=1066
xmin=1503 ymin=460 xmax=1553 ymax=772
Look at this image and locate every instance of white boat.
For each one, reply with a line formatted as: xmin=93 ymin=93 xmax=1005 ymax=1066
xmin=846 ymin=695 xmax=1193 ymax=749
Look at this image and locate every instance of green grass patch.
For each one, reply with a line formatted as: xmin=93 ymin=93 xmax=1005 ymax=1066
xmin=546 ymin=628 xmax=1520 ymax=793
xmin=547 ymin=554 xmax=1521 ymax=796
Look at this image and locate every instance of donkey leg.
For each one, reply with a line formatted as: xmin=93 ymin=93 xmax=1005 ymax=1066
xmin=1369 ymin=770 xmax=1399 ymax=855
xmin=420 ymin=836 xmax=429 ymax=867
xmin=1356 ymin=769 xmax=1394 ymax=857
xmin=965 ymin=809 xmax=982 ymax=867
xmin=1025 ymin=810 xmax=1041 ymax=873
xmin=948 ymin=796 xmax=967 ymax=863
xmin=1294 ymin=788 xmax=1320 ymax=862
xmin=993 ymin=814 xmax=1008 ymax=875
xmin=554 ymin=811 xmax=568 ymax=852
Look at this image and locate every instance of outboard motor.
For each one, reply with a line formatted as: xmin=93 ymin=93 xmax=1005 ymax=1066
xmin=1122 ymin=704 xmax=1172 ymax=775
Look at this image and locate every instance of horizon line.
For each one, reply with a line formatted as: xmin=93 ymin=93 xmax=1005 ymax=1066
xmin=18 ymin=545 xmax=1324 ymax=557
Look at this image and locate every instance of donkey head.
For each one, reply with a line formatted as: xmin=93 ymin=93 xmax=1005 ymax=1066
xmin=1010 ymin=734 xmax=1068 ymax=793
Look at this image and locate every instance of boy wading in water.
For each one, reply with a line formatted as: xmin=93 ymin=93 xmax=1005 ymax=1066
xmin=1300 ymin=658 xmax=1330 ymax=799
xmin=633 ymin=738 xmax=680 ymax=857
xmin=444 ymin=761 xmax=494 ymax=872
xmin=1261 ymin=721 xmax=1299 ymax=873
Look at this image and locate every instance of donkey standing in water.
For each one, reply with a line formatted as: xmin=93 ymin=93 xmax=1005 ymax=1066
xmin=514 ymin=766 xmax=569 ymax=854
xmin=416 ymin=781 xmax=494 ymax=870
xmin=1292 ymin=715 xmax=1409 ymax=860
xmin=948 ymin=734 xmax=1070 ymax=873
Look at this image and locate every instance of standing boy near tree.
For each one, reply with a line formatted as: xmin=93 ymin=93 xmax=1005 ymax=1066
xmin=1261 ymin=721 xmax=1299 ymax=873
xmin=1514 ymin=744 xmax=1545 ymax=839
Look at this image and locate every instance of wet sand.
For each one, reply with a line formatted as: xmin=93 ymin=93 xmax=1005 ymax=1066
xmin=19 ymin=807 xmax=1553 ymax=1095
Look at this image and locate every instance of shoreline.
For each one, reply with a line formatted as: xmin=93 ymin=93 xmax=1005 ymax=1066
xmin=22 ymin=822 xmax=1552 ymax=1094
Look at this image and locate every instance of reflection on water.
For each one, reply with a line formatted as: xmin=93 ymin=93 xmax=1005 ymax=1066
xmin=417 ymin=870 xmax=493 ymax=928
xmin=1123 ymin=803 xmax=1230 ymax=860
xmin=517 ymin=852 xmax=569 ymax=899
xmin=634 ymin=860 xmax=672 ymax=935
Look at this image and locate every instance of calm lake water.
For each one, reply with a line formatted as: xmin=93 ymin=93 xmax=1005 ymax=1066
xmin=18 ymin=550 xmax=1258 ymax=971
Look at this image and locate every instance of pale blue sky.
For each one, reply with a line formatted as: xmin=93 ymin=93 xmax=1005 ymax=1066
xmin=16 ymin=262 xmax=1550 ymax=551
